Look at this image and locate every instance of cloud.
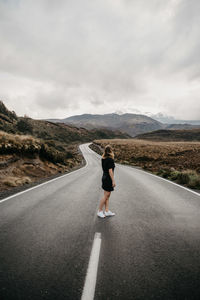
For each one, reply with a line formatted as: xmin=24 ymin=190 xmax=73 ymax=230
xmin=0 ymin=0 xmax=200 ymax=119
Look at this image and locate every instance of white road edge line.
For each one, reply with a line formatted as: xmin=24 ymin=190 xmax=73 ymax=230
xmin=88 ymin=144 xmax=200 ymax=197
xmin=0 ymin=143 xmax=90 ymax=204
xmin=119 ymin=163 xmax=200 ymax=197
xmin=81 ymin=232 xmax=102 ymax=300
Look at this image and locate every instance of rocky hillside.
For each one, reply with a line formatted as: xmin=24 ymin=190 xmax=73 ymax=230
xmin=134 ymin=129 xmax=200 ymax=141
xmin=47 ymin=113 xmax=164 ymax=137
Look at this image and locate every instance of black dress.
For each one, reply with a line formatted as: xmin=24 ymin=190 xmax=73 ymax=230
xmin=101 ymin=157 xmax=115 ymax=192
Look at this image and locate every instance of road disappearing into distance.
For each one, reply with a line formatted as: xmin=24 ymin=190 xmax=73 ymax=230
xmin=1 ymin=143 xmax=200 ymax=299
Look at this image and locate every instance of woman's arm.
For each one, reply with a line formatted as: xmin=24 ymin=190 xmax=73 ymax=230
xmin=109 ymin=168 xmax=116 ymax=187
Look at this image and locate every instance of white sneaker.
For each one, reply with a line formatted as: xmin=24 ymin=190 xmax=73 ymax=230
xmin=97 ymin=210 xmax=105 ymax=218
xmin=104 ymin=210 xmax=115 ymax=217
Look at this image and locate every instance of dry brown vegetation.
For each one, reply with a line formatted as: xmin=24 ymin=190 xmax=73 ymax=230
xmin=135 ymin=129 xmax=200 ymax=141
xmin=0 ymin=131 xmax=82 ymax=191
xmin=91 ymin=139 xmax=200 ymax=190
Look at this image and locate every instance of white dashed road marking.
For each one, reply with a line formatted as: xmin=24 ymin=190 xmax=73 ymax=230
xmin=81 ymin=232 xmax=102 ymax=300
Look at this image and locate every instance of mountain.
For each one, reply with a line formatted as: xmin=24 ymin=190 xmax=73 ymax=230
xmin=46 ymin=113 xmax=164 ymax=137
xmin=47 ymin=113 xmax=200 ymax=137
xmin=0 ymin=101 xmax=130 ymax=142
xmin=150 ymin=113 xmax=200 ymax=125
xmin=134 ymin=129 xmax=200 ymax=141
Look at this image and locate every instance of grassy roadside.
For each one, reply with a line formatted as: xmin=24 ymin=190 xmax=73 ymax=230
xmin=90 ymin=139 xmax=200 ymax=191
xmin=0 ymin=131 xmax=83 ymax=191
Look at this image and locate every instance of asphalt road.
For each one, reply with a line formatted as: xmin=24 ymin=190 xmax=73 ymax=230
xmin=1 ymin=143 xmax=200 ymax=300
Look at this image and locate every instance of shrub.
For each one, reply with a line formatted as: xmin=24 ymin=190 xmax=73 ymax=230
xmin=39 ymin=144 xmax=66 ymax=164
xmin=188 ymin=175 xmax=200 ymax=189
xmin=184 ymin=170 xmax=200 ymax=189
xmin=3 ymin=176 xmax=31 ymax=187
xmin=169 ymin=170 xmax=180 ymax=180
xmin=17 ymin=118 xmax=33 ymax=134
xmin=39 ymin=131 xmax=50 ymax=139
xmin=177 ymin=171 xmax=191 ymax=184
xmin=2 ymin=177 xmax=18 ymax=187
xmin=157 ymin=168 xmax=171 ymax=178
xmin=65 ymin=151 xmax=74 ymax=159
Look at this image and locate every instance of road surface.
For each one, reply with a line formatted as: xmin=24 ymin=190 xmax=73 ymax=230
xmin=1 ymin=143 xmax=200 ymax=300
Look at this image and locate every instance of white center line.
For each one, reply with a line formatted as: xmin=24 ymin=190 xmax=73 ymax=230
xmin=81 ymin=232 xmax=102 ymax=300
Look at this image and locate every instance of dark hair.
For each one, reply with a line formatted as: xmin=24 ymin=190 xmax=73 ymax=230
xmin=102 ymin=144 xmax=114 ymax=159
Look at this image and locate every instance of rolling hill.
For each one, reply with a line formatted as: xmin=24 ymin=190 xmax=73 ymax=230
xmin=134 ymin=129 xmax=200 ymax=141
xmin=0 ymin=101 xmax=130 ymax=142
xmin=47 ymin=113 xmax=200 ymax=137
xmin=47 ymin=113 xmax=164 ymax=137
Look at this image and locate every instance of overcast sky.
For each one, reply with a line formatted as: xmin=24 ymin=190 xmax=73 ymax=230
xmin=0 ymin=0 xmax=200 ymax=120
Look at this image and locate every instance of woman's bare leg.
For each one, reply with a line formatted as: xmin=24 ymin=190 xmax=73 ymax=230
xmin=105 ymin=193 xmax=111 ymax=212
xmin=99 ymin=191 xmax=111 ymax=211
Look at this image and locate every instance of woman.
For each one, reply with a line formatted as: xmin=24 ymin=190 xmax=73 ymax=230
xmin=97 ymin=145 xmax=116 ymax=218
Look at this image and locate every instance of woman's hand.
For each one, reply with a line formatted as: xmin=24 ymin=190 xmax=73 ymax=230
xmin=112 ymin=180 xmax=116 ymax=187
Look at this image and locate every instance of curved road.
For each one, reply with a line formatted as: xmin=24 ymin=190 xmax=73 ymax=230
xmin=1 ymin=143 xmax=200 ymax=300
